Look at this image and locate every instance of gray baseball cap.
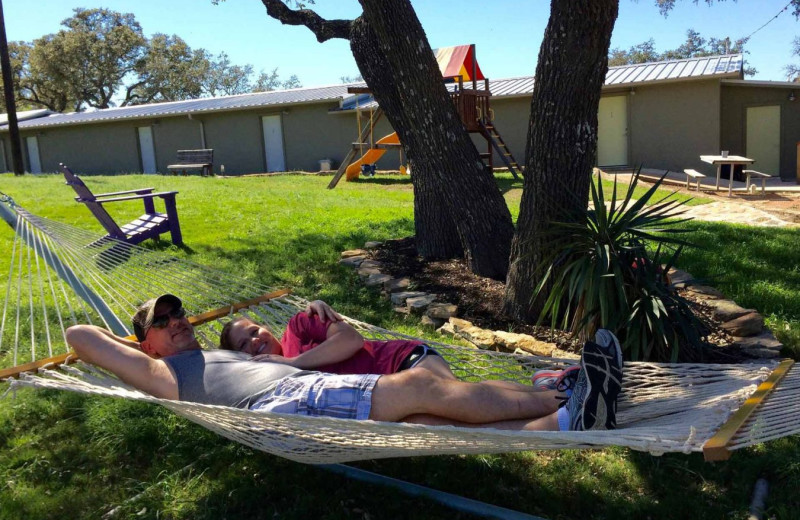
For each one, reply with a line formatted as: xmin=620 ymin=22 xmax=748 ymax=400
xmin=132 ymin=294 xmax=183 ymax=341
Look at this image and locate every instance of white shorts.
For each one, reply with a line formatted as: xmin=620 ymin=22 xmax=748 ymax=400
xmin=250 ymin=372 xmax=379 ymax=420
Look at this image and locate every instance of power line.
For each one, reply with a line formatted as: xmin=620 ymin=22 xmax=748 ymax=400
xmin=740 ymin=1 xmax=793 ymax=44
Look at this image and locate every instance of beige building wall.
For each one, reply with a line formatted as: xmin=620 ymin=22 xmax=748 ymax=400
xmin=202 ymin=111 xmax=265 ymax=174
xmin=26 ymin=122 xmax=141 ymax=174
xmin=473 ymin=96 xmax=530 ymax=169
xmin=311 ymin=109 xmax=400 ymax=172
xmin=721 ymin=84 xmax=800 ymax=181
xmin=4 ymin=78 xmax=737 ymax=177
xmin=627 ymin=79 xmax=721 ymax=174
xmin=152 ymin=117 xmax=205 ymax=173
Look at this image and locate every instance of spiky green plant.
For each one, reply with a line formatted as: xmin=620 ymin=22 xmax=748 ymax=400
xmin=534 ymin=170 xmax=706 ymax=361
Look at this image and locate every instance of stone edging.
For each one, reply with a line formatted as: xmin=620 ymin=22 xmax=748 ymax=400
xmin=340 ymin=242 xmax=575 ymax=359
xmin=341 ymin=242 xmax=783 ymax=360
xmin=669 ymin=268 xmax=783 ymax=358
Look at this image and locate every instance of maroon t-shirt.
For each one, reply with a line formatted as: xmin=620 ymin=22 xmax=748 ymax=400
xmin=280 ymin=312 xmax=422 ymax=374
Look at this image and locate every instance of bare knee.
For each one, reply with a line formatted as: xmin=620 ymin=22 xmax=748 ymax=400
xmin=369 ymin=368 xmax=446 ymax=421
xmin=413 ymin=356 xmax=457 ymax=379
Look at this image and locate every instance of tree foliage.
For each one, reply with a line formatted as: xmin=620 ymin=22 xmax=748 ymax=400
xmin=3 ymin=8 xmax=301 ymax=112
xmin=785 ymin=37 xmax=800 ymax=81
xmin=127 ymin=34 xmax=209 ymax=105
xmin=656 ymin=0 xmax=800 ymax=16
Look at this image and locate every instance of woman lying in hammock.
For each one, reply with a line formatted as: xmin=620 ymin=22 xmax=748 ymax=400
xmin=66 ymin=294 xmax=623 ymax=432
xmin=219 ymin=300 xmax=581 ymax=394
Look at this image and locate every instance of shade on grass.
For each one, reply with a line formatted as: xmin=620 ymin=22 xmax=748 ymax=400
xmin=0 ymin=172 xmax=797 ymax=520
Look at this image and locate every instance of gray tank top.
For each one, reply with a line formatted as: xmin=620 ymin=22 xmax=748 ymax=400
xmin=163 ymin=349 xmax=302 ymax=408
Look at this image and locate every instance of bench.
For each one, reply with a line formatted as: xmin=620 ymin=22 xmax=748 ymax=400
xmin=683 ymin=168 xmax=706 ymax=190
xmin=167 ymin=149 xmax=213 ymax=176
xmin=742 ymin=170 xmax=770 ymax=193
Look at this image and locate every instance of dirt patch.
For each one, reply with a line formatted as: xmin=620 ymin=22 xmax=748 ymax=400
xmin=370 ymin=237 xmax=749 ymax=363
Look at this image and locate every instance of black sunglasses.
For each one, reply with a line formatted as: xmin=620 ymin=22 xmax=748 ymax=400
xmin=150 ymin=306 xmax=187 ymax=329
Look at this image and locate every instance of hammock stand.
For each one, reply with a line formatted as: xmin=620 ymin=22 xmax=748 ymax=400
xmin=1 ymin=193 xmax=798 ymax=516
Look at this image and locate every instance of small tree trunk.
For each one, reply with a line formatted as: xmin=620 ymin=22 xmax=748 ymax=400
xmin=504 ymin=0 xmax=619 ymax=321
xmin=353 ymin=1 xmax=514 ymax=279
xmin=350 ymin=18 xmax=462 ymax=259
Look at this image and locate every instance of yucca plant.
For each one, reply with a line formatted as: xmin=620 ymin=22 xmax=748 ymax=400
xmin=533 ymin=169 xmax=706 ymax=362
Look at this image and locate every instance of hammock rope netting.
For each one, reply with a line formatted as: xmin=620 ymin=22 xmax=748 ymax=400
xmin=1 ymin=194 xmax=798 ymax=464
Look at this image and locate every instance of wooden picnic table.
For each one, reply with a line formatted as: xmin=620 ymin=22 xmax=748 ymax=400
xmin=700 ymin=154 xmax=754 ymax=196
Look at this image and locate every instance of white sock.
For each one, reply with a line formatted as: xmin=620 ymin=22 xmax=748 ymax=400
xmin=557 ymin=406 xmax=570 ymax=431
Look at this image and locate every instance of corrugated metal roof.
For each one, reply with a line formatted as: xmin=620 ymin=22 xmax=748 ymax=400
xmin=5 ymin=84 xmax=356 ymax=131
xmin=334 ymin=54 xmax=743 ymax=109
xmin=606 ymin=54 xmax=742 ymax=86
xmin=0 ymin=108 xmax=52 ymax=125
xmin=2 ymin=54 xmax=742 ymax=130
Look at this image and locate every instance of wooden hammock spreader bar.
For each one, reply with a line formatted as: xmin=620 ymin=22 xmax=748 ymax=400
xmin=187 ymin=288 xmax=290 ymax=325
xmin=703 ymin=359 xmax=795 ymax=461
xmin=0 ymin=289 xmax=290 ymax=380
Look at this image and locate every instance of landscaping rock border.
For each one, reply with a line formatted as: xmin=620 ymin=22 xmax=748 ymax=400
xmin=340 ymin=241 xmax=574 ymax=358
xmin=341 ymin=242 xmax=783 ymax=361
xmin=668 ymin=268 xmax=783 ymax=359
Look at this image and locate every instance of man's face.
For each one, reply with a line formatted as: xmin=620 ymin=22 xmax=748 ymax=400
xmin=140 ymin=301 xmax=198 ymax=358
xmin=228 ymin=319 xmax=282 ymax=356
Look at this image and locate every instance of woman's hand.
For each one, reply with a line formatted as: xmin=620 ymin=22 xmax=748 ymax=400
xmin=251 ymin=353 xmax=295 ymax=365
xmin=305 ymin=300 xmax=343 ymax=323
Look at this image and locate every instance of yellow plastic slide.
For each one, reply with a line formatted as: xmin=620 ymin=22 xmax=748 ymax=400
xmin=345 ymin=132 xmax=400 ymax=180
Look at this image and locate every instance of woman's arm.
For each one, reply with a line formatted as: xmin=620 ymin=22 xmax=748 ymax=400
xmin=253 ymin=320 xmax=364 ymax=369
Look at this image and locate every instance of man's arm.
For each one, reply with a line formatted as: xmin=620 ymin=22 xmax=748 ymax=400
xmin=66 ymin=325 xmax=179 ymax=400
xmin=254 ymin=320 xmax=365 ymax=369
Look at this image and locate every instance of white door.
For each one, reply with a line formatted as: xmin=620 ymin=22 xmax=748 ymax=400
xmin=597 ymin=95 xmax=628 ymax=167
xmin=262 ymin=115 xmax=286 ymax=172
xmin=137 ymin=126 xmax=157 ymax=174
xmin=25 ymin=136 xmax=41 ymax=173
xmin=746 ymin=105 xmax=780 ymax=175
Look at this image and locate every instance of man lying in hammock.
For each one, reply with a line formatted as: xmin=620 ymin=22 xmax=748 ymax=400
xmin=219 ymin=302 xmax=579 ymax=394
xmin=66 ymin=294 xmax=623 ymax=432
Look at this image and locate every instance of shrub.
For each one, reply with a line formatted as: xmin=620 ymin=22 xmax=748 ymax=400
xmin=534 ymin=170 xmax=706 ymax=362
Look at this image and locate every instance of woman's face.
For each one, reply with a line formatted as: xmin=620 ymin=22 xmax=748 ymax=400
xmin=228 ymin=319 xmax=282 ymax=356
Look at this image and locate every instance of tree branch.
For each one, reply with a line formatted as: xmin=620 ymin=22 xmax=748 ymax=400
xmin=260 ymin=0 xmax=353 ymax=42
xmin=121 ymin=80 xmax=147 ymax=107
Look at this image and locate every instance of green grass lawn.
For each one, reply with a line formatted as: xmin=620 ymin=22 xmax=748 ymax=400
xmin=0 ymin=172 xmax=798 ymax=520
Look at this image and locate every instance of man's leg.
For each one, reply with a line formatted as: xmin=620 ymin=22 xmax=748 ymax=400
xmin=416 ymin=354 xmax=577 ymax=394
xmin=368 ymin=367 xmax=563 ymax=424
xmin=400 ymin=413 xmax=559 ymax=431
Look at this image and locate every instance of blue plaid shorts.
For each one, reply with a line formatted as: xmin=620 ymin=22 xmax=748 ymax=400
xmin=250 ymin=372 xmax=380 ymax=420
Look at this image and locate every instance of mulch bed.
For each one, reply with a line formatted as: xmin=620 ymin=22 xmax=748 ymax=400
xmin=370 ymin=236 xmax=749 ymax=363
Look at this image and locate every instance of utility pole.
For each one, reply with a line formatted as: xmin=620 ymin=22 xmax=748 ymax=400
xmin=0 ymin=0 xmax=24 ymax=175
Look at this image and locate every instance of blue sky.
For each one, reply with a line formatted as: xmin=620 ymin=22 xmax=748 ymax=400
xmin=4 ymin=0 xmax=798 ymax=88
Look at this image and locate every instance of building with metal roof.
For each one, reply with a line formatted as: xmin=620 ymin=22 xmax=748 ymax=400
xmin=1 ymin=53 xmax=798 ymax=182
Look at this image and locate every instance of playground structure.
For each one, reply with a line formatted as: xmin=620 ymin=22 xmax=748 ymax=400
xmin=328 ymin=45 xmax=522 ymax=189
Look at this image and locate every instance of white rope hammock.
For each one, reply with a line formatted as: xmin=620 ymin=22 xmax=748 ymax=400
xmin=1 ymin=194 xmax=797 ymax=464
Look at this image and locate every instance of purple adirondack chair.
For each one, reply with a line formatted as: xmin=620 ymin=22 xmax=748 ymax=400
xmin=60 ymin=163 xmax=183 ymax=246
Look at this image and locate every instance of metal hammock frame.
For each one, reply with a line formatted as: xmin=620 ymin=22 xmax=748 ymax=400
xmin=1 ymin=193 xmax=798 ymax=466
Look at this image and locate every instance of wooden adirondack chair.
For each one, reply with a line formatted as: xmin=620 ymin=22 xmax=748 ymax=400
xmin=60 ymin=163 xmax=183 ymax=246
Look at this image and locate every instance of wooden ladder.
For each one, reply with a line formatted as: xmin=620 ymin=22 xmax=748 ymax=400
xmin=478 ymin=121 xmax=523 ymax=180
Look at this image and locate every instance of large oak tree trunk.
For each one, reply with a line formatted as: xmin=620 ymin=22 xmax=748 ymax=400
xmin=504 ymin=0 xmax=619 ymax=320
xmin=354 ymin=0 xmax=514 ymax=279
xmin=349 ymin=18 xmax=461 ymax=259
xmin=259 ymin=0 xmax=514 ymax=278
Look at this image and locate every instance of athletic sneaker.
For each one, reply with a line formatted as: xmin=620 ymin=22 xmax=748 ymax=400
xmin=531 ymin=365 xmax=581 ymax=395
xmin=564 ymin=329 xmax=624 ymax=431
